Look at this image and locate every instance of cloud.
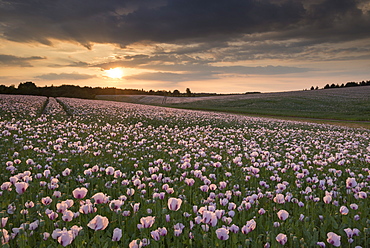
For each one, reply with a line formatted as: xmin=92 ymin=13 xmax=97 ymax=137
xmin=35 ymin=72 xmax=96 ymax=80
xmin=49 ymin=61 xmax=91 ymax=68
xmin=0 ymin=54 xmax=45 ymax=67
xmin=1 ymin=0 xmax=369 ymax=48
xmin=219 ymin=65 xmax=312 ymax=75
xmin=125 ymin=71 xmax=217 ymax=82
xmin=125 ymin=65 xmax=311 ymax=83
xmin=1 ymin=0 xmax=369 ymax=88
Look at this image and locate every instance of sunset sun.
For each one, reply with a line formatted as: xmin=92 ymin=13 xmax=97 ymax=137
xmin=106 ymin=68 xmax=124 ymax=79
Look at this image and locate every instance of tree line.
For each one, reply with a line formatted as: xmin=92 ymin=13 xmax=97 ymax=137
xmin=315 ymin=80 xmax=370 ymax=90
xmin=0 ymin=82 xmax=217 ymax=99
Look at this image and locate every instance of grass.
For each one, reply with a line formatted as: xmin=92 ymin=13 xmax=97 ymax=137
xmin=97 ymin=86 xmax=370 ymax=129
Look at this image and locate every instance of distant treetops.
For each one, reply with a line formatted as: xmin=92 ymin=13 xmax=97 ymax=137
xmin=321 ymin=80 xmax=370 ymax=89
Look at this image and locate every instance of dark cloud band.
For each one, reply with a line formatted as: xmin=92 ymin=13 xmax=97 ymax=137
xmin=1 ymin=0 xmax=369 ymax=47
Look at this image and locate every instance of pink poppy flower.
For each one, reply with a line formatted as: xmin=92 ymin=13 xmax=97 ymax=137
xmin=1 ymin=229 xmax=10 ymax=244
xmin=58 ymin=230 xmax=74 ymax=247
xmin=62 ymin=210 xmax=74 ymax=222
xmin=277 ymin=210 xmax=289 ymax=221
xmin=1 ymin=217 xmax=8 ymax=228
xmin=316 ymin=242 xmax=326 ymax=247
xmin=276 ymin=233 xmax=287 ymax=245
xmin=132 ymin=203 xmax=140 ymax=213
xmin=327 ymin=232 xmax=341 ymax=247
xmin=53 ymin=191 xmax=62 ymax=198
xmin=47 ymin=211 xmax=59 ymax=220
xmin=127 ymin=188 xmax=135 ymax=196
xmin=1 ymin=182 xmax=12 ymax=191
xmin=87 ymin=215 xmax=109 ymax=231
xmin=140 ymin=216 xmax=155 ymax=228
xmin=358 ymin=191 xmax=367 ymax=199
xmin=350 ymin=203 xmax=358 ymax=210
xmin=344 ymin=228 xmax=354 ymax=238
xmin=258 ymin=208 xmax=266 ymax=215
xmin=72 ymin=187 xmax=88 ymax=199
xmin=185 ymin=178 xmax=195 ymax=186
xmin=109 ymin=200 xmax=124 ymax=211
xmin=43 ymin=232 xmax=50 ymax=240
xmin=229 ymin=224 xmax=239 ymax=233
xmin=92 ymin=192 xmax=108 ymax=204
xmin=15 ymin=182 xmax=28 ymax=194
xmin=56 ymin=202 xmax=69 ymax=213
xmin=41 ymin=197 xmax=53 ymax=206
xmin=200 ymin=185 xmax=209 ymax=192
xmin=79 ymin=201 xmax=97 ymax=214
xmin=346 ymin=178 xmax=357 ymax=188
xmin=105 ymin=166 xmax=115 ymax=175
xmin=129 ymin=239 xmax=143 ymax=248
xmin=158 ymin=227 xmax=167 ymax=236
xmin=62 ymin=168 xmax=71 ymax=176
xmin=273 ymin=194 xmax=285 ymax=204
xmin=323 ymin=195 xmax=332 ymax=204
xmin=151 ymin=230 xmax=160 ymax=241
xmin=216 ymin=228 xmax=229 ymax=240
xmin=339 ymin=206 xmax=349 ymax=215
xmin=168 ymin=197 xmax=182 ymax=211
xmin=242 ymin=219 xmax=256 ymax=234
xmin=112 ymin=228 xmax=122 ymax=241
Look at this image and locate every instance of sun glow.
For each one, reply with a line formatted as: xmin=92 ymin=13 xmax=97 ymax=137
xmin=106 ymin=68 xmax=124 ymax=79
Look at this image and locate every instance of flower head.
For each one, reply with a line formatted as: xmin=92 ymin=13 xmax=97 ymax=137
xmin=327 ymin=232 xmax=341 ymax=247
xmin=216 ymin=228 xmax=229 ymax=240
xmin=276 ymin=233 xmax=287 ymax=245
xmin=277 ymin=210 xmax=289 ymax=221
xmin=168 ymin=197 xmax=182 ymax=211
xmin=72 ymin=187 xmax=88 ymax=199
xmin=140 ymin=216 xmax=155 ymax=228
xmin=87 ymin=215 xmax=109 ymax=231
xmin=112 ymin=228 xmax=122 ymax=241
xmin=15 ymin=182 xmax=28 ymax=194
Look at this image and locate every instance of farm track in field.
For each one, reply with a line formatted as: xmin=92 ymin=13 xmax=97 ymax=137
xmin=38 ymin=97 xmax=73 ymax=117
xmin=55 ymin=98 xmax=74 ymax=116
xmin=39 ymin=97 xmax=50 ymax=116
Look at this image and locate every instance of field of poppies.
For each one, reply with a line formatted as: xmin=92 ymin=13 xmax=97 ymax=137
xmin=0 ymin=94 xmax=369 ymax=247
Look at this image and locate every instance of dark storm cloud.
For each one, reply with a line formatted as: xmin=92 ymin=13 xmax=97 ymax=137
xmin=0 ymin=54 xmax=45 ymax=67
xmin=35 ymin=72 xmax=95 ymax=80
xmin=1 ymin=0 xmax=369 ymax=47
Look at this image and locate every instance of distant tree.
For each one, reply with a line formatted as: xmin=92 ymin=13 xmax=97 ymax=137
xmin=315 ymin=86 xmax=319 ymax=90
xmin=310 ymin=86 xmax=314 ymax=90
xmin=172 ymin=89 xmax=180 ymax=96
xmin=345 ymin=82 xmax=358 ymax=87
xmin=186 ymin=88 xmax=192 ymax=97
xmin=324 ymin=84 xmax=330 ymax=89
xmin=18 ymin=81 xmax=39 ymax=95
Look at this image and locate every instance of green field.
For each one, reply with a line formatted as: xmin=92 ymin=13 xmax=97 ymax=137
xmin=97 ymin=86 xmax=370 ymax=128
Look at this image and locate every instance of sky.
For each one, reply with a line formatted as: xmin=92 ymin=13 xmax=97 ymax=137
xmin=1 ymin=0 xmax=370 ymax=93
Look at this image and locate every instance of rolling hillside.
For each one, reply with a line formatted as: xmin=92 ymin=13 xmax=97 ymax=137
xmin=96 ymin=86 xmax=370 ymax=126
